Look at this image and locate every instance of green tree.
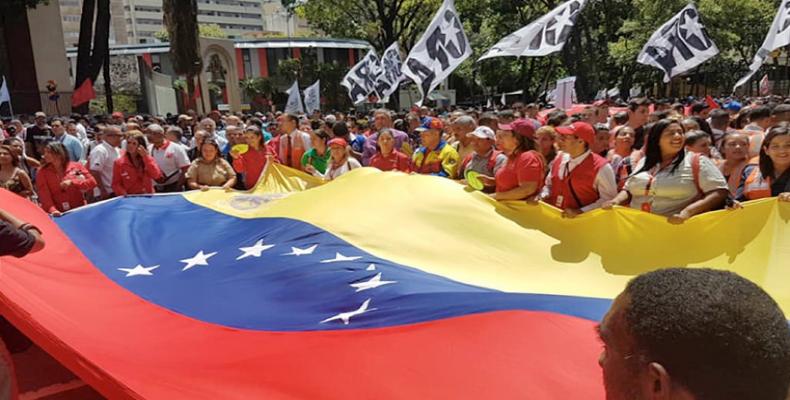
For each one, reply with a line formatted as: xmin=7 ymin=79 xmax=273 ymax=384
xmin=155 ymin=23 xmax=229 ymax=41
xmin=163 ymin=0 xmax=202 ymax=110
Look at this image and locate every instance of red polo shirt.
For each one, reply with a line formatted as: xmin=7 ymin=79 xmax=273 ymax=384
xmin=495 ymin=150 xmax=545 ymax=193
xmin=369 ymin=150 xmax=411 ymax=172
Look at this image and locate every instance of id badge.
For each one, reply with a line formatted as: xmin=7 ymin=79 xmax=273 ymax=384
xmin=555 ymin=195 xmax=564 ymax=208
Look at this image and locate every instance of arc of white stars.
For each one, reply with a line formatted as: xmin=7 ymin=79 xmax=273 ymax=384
xmin=237 ymin=239 xmax=275 ymax=260
xmin=118 ymin=264 xmax=159 ymax=277
xmin=350 ymin=273 xmax=397 ymax=292
xmin=320 ymin=299 xmax=375 ymax=325
xmin=283 ymin=244 xmax=318 ymax=256
xmin=366 ymin=264 xmax=376 ymax=271
xmin=180 ymin=250 xmax=218 ymax=271
xmin=320 ymin=253 xmax=362 ymax=263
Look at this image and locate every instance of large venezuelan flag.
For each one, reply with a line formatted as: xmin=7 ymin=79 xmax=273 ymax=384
xmin=0 ymin=163 xmax=788 ymax=399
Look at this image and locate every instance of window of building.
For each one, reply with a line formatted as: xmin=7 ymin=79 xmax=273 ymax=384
xmin=242 ymin=49 xmax=252 ymax=78
xmin=267 ymin=48 xmax=289 ymax=77
xmin=63 ymin=15 xmax=81 ymax=22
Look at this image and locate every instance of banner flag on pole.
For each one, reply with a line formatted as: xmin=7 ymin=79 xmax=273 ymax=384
xmin=303 ymin=80 xmax=321 ymax=114
xmin=72 ymin=79 xmax=96 ymax=107
xmin=478 ymin=0 xmax=587 ymax=61
xmin=734 ymin=0 xmax=790 ymax=91
xmin=341 ymin=50 xmax=380 ymax=105
xmin=402 ymin=0 xmax=472 ymax=106
xmin=636 ymin=4 xmax=718 ymax=83
xmin=373 ymin=42 xmax=403 ymax=104
xmin=556 ymin=76 xmax=576 ymax=110
xmin=285 ymin=81 xmax=304 ymax=114
xmin=0 ymin=76 xmax=10 ymax=106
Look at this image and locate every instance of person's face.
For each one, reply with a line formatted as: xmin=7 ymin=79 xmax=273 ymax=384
xmin=201 ymin=143 xmax=218 ymax=161
xmin=66 ymin=123 xmax=78 ymax=136
xmin=201 ymin=121 xmax=215 ymax=134
xmin=43 ymin=147 xmax=60 ymax=164
xmin=470 ymin=136 xmax=493 ymax=154
xmin=227 ymin=129 xmax=243 ymax=145
xmin=147 ymin=131 xmax=163 ymax=145
xmin=420 ymin=130 xmax=440 ymax=149
xmin=598 ymin=294 xmax=645 ymax=400
xmin=281 ymin=118 xmax=295 ymax=133
xmin=658 ymin=123 xmax=685 ymax=157
xmin=51 ymin=121 xmax=65 ymax=136
xmin=310 ymin=132 xmax=325 ymax=149
xmin=615 ymin=129 xmax=635 ymax=149
xmin=536 ymin=132 xmax=554 ymax=154
xmin=593 ymin=130 xmax=611 ymax=154
xmin=681 ymin=120 xmax=699 ymax=132
xmin=596 ymin=107 xmax=609 ymax=123
xmin=581 ymin=109 xmax=595 ymax=124
xmin=378 ymin=133 xmax=394 ymax=153
xmin=559 ymin=134 xmax=586 ymax=155
xmin=35 ymin=116 xmax=46 ymax=126
xmin=0 ymin=148 xmax=12 ymax=165
xmin=165 ymin=132 xmax=179 ymax=143
xmin=374 ymin=113 xmax=390 ymax=130
xmin=7 ymin=141 xmax=23 ymax=156
xmin=329 ymin=145 xmax=345 ymax=161
xmin=629 ymin=106 xmax=649 ymax=127
xmin=495 ymin=130 xmax=518 ymax=153
xmin=526 ymin=107 xmax=538 ymax=118
xmin=722 ymin=134 xmax=748 ymax=161
xmin=243 ymin=131 xmax=261 ymax=147
xmin=195 ymin=133 xmax=206 ymax=148
xmin=686 ymin=136 xmax=712 ymax=157
xmin=126 ymin=139 xmax=140 ymax=153
xmin=698 ymin=108 xmax=711 ymax=119
xmin=765 ymin=135 xmax=790 ymax=169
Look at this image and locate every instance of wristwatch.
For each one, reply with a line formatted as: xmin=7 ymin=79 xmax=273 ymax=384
xmin=18 ymin=223 xmax=43 ymax=235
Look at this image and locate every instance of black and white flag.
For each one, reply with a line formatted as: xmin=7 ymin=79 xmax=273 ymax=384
xmin=341 ymin=50 xmax=381 ymax=105
xmin=402 ymin=0 xmax=472 ymax=106
xmin=373 ymin=42 xmax=403 ymax=103
xmin=636 ymin=4 xmax=718 ymax=83
xmin=303 ymin=80 xmax=320 ymax=114
xmin=479 ymin=0 xmax=587 ymax=60
xmin=285 ymin=81 xmax=304 ymax=114
xmin=734 ymin=0 xmax=790 ymax=91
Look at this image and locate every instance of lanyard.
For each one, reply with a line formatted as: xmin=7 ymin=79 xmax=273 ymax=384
xmin=641 ymin=164 xmax=662 ymax=213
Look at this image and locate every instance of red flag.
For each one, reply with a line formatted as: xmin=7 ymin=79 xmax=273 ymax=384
xmin=705 ymin=95 xmax=719 ymax=110
xmin=72 ymin=79 xmax=95 ymax=107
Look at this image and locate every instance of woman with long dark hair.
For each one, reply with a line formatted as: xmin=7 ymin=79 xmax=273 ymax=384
xmin=479 ymin=119 xmax=545 ymax=201
xmin=35 ymin=142 xmax=96 ymax=216
xmin=603 ymin=119 xmax=728 ymax=223
xmin=740 ymin=123 xmax=790 ymax=202
xmin=0 ymin=144 xmax=34 ymax=199
xmin=112 ymin=131 xmax=162 ymax=195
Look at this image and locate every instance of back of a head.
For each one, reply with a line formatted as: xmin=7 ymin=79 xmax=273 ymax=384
xmin=709 ymin=109 xmax=729 ymax=125
xmin=624 ymin=268 xmax=790 ymax=400
xmin=750 ymin=105 xmax=772 ymax=121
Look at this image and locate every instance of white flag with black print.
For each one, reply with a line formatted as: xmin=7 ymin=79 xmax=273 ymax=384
xmin=341 ymin=50 xmax=381 ymax=105
xmin=478 ymin=0 xmax=587 ymax=60
xmin=402 ymin=0 xmax=472 ymax=106
xmin=373 ymin=42 xmax=403 ymax=103
xmin=734 ymin=0 xmax=790 ymax=91
xmin=285 ymin=81 xmax=304 ymax=114
xmin=303 ymin=80 xmax=320 ymax=114
xmin=636 ymin=4 xmax=718 ymax=83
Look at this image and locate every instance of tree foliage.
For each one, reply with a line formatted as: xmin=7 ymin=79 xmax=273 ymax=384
xmin=155 ymin=24 xmax=229 ymax=42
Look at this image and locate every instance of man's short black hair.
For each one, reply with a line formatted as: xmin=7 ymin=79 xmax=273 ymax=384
xmin=690 ymin=101 xmax=710 ymax=114
xmin=709 ymin=108 xmax=729 ymax=123
xmin=624 ymin=268 xmax=790 ymax=400
xmin=750 ymin=105 xmax=772 ymax=121
xmin=771 ymin=103 xmax=790 ymax=116
xmin=628 ymin=97 xmax=650 ymax=112
xmin=613 ymin=111 xmax=629 ymax=125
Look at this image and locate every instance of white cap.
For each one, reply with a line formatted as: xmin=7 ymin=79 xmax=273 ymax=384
xmin=468 ymin=126 xmax=495 ymax=140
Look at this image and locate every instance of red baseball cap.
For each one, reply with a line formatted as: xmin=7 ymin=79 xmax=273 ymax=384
xmin=498 ymin=118 xmax=535 ymax=139
xmin=111 ymin=111 xmax=124 ymax=118
xmin=327 ymin=138 xmax=348 ymax=148
xmin=556 ymin=122 xmax=595 ymax=147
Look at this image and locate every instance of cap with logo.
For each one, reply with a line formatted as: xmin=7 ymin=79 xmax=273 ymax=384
xmin=468 ymin=126 xmax=495 ymax=140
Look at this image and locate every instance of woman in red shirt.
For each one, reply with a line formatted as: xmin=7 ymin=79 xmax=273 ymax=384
xmin=36 ymin=142 xmax=97 ymax=216
xmin=231 ymin=126 xmax=277 ymax=189
xmin=481 ymin=119 xmax=545 ymax=201
xmin=369 ymin=128 xmax=411 ymax=172
xmin=112 ymin=132 xmax=162 ymax=196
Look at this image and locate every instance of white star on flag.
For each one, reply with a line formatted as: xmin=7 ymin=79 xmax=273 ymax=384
xmin=180 ymin=250 xmax=218 ymax=271
xmin=366 ymin=264 xmax=377 ymax=271
xmin=679 ymin=13 xmax=706 ymax=44
xmin=236 ymin=239 xmax=275 ymax=260
xmin=320 ymin=299 xmax=376 ymax=325
xmin=118 ymin=264 xmax=159 ymax=277
xmin=350 ymin=273 xmax=397 ymax=292
xmin=283 ymin=245 xmax=318 ymax=256
xmin=320 ymin=253 xmax=362 ymax=263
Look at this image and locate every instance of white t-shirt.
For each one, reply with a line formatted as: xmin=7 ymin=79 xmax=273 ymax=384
xmin=149 ymin=141 xmax=191 ymax=185
xmin=89 ymin=141 xmax=120 ymax=194
xmin=625 ymin=152 xmax=727 ymax=217
xmin=316 ymin=158 xmax=361 ymax=181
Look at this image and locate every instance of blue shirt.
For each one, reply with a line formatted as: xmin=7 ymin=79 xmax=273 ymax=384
xmin=57 ymin=133 xmax=84 ymax=162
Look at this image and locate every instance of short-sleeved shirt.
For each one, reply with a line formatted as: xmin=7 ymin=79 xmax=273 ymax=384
xmin=89 ymin=141 xmax=120 ymax=194
xmin=625 ymin=152 xmax=728 ymax=217
xmin=186 ymin=158 xmax=235 ymax=187
xmin=301 ymin=148 xmax=331 ymax=174
xmin=149 ymin=141 xmax=191 ymax=185
xmin=495 ymin=151 xmax=545 ymax=193
xmin=0 ymin=221 xmax=35 ymax=257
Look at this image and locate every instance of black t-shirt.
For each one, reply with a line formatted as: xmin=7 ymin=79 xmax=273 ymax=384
xmin=772 ymin=170 xmax=790 ymax=196
xmin=633 ymin=126 xmax=646 ymax=150
xmin=0 ymin=221 xmax=34 ymax=258
xmin=25 ymin=125 xmax=51 ymax=159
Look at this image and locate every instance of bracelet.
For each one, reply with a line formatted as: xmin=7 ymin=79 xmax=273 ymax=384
xmin=19 ymin=223 xmax=43 ymax=235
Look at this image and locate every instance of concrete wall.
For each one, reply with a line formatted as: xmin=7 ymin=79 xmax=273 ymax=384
xmin=27 ymin=1 xmax=72 ymax=114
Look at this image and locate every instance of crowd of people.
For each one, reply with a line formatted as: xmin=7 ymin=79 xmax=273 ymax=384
xmin=1 ymin=96 xmax=789 ymax=221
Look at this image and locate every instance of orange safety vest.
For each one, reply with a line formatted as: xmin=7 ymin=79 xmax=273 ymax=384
xmin=742 ymin=167 xmax=772 ymax=200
